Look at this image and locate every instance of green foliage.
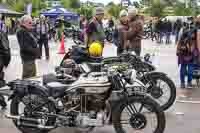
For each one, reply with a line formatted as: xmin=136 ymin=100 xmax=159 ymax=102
xmin=140 ymin=0 xmax=198 ymax=17
xmin=144 ymin=0 xmax=166 ymax=17
xmin=14 ymin=0 xmax=25 ymax=12
xmin=61 ymin=0 xmax=80 ymax=10
xmin=77 ymin=5 xmax=94 ymax=20
xmin=174 ymin=2 xmax=194 ymax=16
xmin=106 ymin=3 xmax=121 ymax=18
xmin=133 ymin=2 xmax=140 ymax=8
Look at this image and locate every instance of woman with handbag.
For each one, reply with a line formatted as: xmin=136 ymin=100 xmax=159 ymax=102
xmin=177 ymin=29 xmax=198 ymax=97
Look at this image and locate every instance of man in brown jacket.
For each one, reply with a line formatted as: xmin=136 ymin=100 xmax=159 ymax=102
xmin=124 ymin=7 xmax=144 ymax=56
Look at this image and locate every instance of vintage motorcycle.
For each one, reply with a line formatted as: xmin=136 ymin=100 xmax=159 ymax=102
xmin=57 ymin=47 xmax=176 ymax=111
xmin=6 ymin=64 xmax=165 ymax=133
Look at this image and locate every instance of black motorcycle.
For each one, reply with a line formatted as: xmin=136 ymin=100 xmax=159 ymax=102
xmin=6 ymin=65 xmax=165 ymax=133
xmin=58 ymin=48 xmax=176 ymax=111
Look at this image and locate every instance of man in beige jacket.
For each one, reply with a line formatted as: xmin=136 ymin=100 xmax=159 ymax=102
xmin=124 ymin=7 xmax=144 ymax=56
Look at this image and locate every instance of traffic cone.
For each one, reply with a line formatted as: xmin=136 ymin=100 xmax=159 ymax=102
xmin=58 ymin=32 xmax=65 ymax=54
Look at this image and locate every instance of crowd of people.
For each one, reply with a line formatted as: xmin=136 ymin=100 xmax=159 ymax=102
xmin=0 ymin=14 xmax=19 ymax=34
xmin=0 ymin=6 xmax=145 ymax=83
xmin=79 ymin=7 xmax=144 ymax=56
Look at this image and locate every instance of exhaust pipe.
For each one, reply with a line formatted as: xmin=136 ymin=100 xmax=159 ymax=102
xmin=6 ymin=114 xmax=55 ymax=129
xmin=19 ymin=122 xmax=55 ymax=129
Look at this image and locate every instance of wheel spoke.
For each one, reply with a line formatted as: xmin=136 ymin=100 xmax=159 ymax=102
xmin=126 ymin=104 xmax=137 ymax=115
xmin=138 ymin=103 xmax=144 ymax=113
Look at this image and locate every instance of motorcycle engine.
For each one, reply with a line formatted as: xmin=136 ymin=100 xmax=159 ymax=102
xmin=62 ymin=93 xmax=108 ymax=113
xmin=60 ymin=91 xmax=110 ymax=128
xmin=76 ymin=111 xmax=106 ymax=127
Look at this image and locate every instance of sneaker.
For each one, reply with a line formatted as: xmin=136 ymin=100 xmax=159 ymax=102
xmin=181 ymin=83 xmax=185 ymax=89
xmin=187 ymin=83 xmax=193 ymax=89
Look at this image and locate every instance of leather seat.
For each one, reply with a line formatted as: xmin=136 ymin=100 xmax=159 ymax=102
xmin=87 ymin=62 xmax=102 ymax=72
xmin=46 ymin=82 xmax=69 ymax=98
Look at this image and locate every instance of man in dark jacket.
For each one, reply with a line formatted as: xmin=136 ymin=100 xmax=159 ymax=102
xmin=36 ymin=15 xmax=50 ymax=60
xmin=0 ymin=24 xmax=11 ymax=108
xmin=174 ymin=19 xmax=182 ymax=44
xmin=85 ymin=7 xmax=105 ymax=47
xmin=165 ymin=20 xmax=172 ymax=44
xmin=16 ymin=15 xmax=40 ymax=79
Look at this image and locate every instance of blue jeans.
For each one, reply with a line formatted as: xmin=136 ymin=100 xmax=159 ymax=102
xmin=165 ymin=32 xmax=171 ymax=44
xmin=180 ymin=64 xmax=193 ymax=84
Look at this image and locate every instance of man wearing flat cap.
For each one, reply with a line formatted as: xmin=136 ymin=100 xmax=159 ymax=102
xmin=124 ymin=7 xmax=144 ymax=56
xmin=85 ymin=7 xmax=106 ymax=47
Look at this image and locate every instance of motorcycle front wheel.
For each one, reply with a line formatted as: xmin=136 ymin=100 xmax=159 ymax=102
xmin=10 ymin=94 xmax=56 ymax=133
xmin=140 ymin=74 xmax=176 ymax=111
xmin=113 ymin=95 xmax=166 ymax=133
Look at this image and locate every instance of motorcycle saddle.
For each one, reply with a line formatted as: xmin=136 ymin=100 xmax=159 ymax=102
xmin=46 ymin=82 xmax=69 ymax=98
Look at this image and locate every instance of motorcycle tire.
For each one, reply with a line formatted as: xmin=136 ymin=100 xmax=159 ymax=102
xmin=10 ymin=94 xmax=56 ymax=133
xmin=0 ymin=95 xmax=6 ymax=108
xmin=112 ymin=95 xmax=166 ymax=133
xmin=106 ymin=32 xmax=113 ymax=43
xmin=140 ymin=74 xmax=176 ymax=111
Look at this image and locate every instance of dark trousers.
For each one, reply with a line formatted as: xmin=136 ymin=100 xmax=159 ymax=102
xmin=180 ymin=64 xmax=193 ymax=85
xmin=22 ymin=61 xmax=36 ymax=79
xmin=128 ymin=47 xmax=141 ymax=56
xmin=158 ymin=32 xmax=164 ymax=43
xmin=165 ymin=32 xmax=171 ymax=44
xmin=0 ymin=59 xmax=5 ymax=86
xmin=39 ymin=34 xmax=49 ymax=59
xmin=175 ymin=31 xmax=179 ymax=44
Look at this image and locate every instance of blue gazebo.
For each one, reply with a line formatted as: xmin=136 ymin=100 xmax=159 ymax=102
xmin=41 ymin=6 xmax=79 ymax=21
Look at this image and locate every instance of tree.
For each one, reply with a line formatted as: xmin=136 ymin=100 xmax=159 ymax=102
xmin=1 ymin=0 xmax=46 ymax=16
xmin=133 ymin=1 xmax=140 ymax=8
xmin=106 ymin=3 xmax=121 ymax=18
xmin=61 ymin=0 xmax=80 ymax=11
xmin=77 ymin=5 xmax=94 ymax=20
xmin=31 ymin=0 xmax=46 ymax=16
xmin=144 ymin=0 xmax=166 ymax=17
xmin=174 ymin=2 xmax=194 ymax=16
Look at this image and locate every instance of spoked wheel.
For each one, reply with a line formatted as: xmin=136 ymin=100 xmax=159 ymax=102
xmin=113 ymin=96 xmax=166 ymax=133
xmin=10 ymin=94 xmax=56 ymax=133
xmin=141 ymin=74 xmax=176 ymax=111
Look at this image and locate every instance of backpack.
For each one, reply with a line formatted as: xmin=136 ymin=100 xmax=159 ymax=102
xmin=0 ymin=31 xmax=11 ymax=67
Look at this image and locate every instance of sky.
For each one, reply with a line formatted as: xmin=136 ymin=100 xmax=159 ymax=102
xmin=80 ymin=0 xmax=140 ymax=5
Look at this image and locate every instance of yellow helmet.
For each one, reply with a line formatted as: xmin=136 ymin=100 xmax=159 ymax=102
xmin=88 ymin=42 xmax=103 ymax=57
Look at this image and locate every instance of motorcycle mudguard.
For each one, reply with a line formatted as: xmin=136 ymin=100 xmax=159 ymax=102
xmin=138 ymin=72 xmax=167 ymax=81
